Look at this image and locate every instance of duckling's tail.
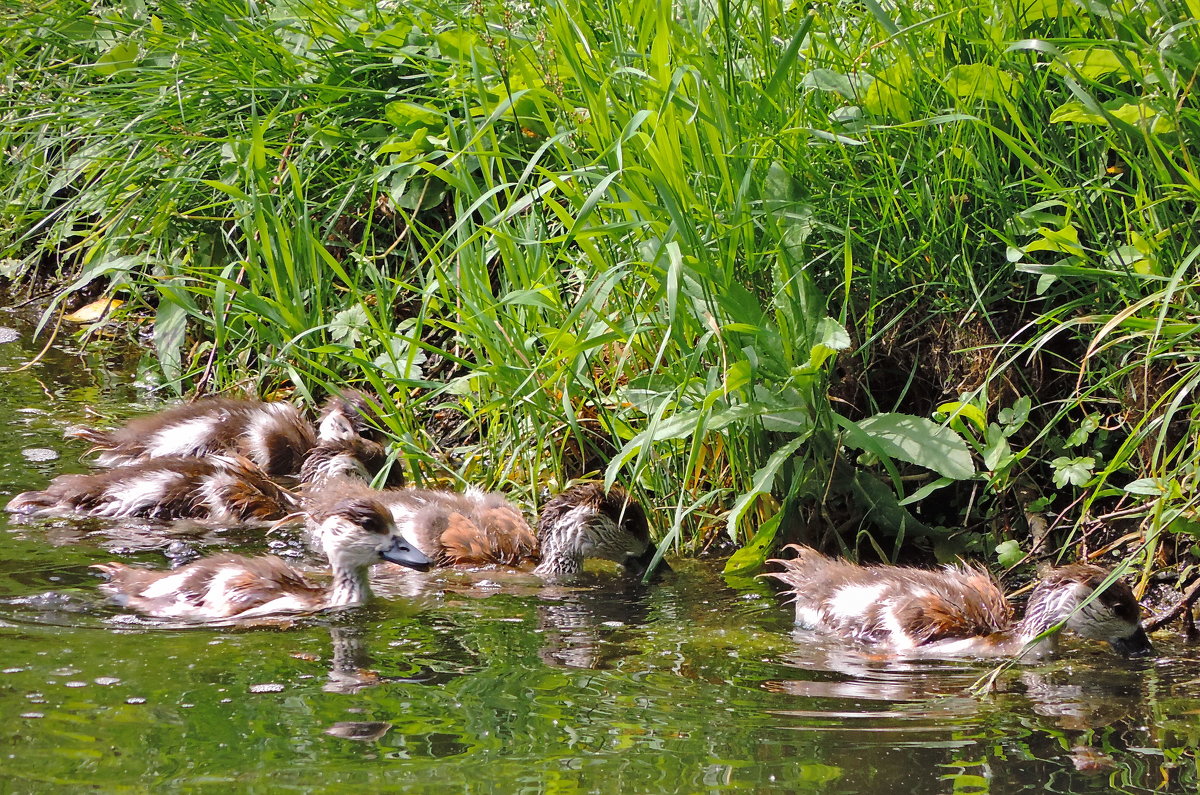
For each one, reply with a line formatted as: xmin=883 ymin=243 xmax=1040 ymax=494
xmin=65 ymin=425 xmax=115 ymax=447
xmin=761 ymin=544 xmax=836 ymax=593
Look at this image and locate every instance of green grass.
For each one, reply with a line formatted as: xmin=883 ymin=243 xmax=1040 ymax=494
xmin=3 ymin=0 xmax=1199 ymax=578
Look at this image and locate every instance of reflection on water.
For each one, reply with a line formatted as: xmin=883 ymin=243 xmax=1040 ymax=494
xmin=1 ymin=305 xmax=1200 ymax=792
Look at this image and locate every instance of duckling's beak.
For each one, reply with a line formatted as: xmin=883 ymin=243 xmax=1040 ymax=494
xmin=380 ymin=537 xmax=433 ymax=572
xmin=626 ymin=545 xmax=671 ymax=582
xmin=1110 ymin=625 xmax=1153 ymax=657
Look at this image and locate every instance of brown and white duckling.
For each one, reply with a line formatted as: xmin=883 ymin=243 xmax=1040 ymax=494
xmin=534 ymin=483 xmax=664 ymax=580
xmin=4 ymin=433 xmax=392 ymax=523
xmin=298 ymin=432 xmax=403 ymax=489
xmin=6 ymin=454 xmax=296 ymax=523
xmin=304 ymin=481 xmax=664 ymax=580
xmin=67 ymin=389 xmax=390 ymax=479
xmin=91 ymin=497 xmax=432 ymax=620
xmin=68 ymin=397 xmax=316 ymax=477
xmin=317 ymin=389 xmax=389 ymax=444
xmin=765 ymin=545 xmax=1153 ymax=658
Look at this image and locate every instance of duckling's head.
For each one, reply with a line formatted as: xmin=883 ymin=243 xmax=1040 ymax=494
xmin=300 ymin=436 xmax=401 ymax=487
xmin=1024 ymin=564 xmax=1152 ymax=657
xmin=313 ymin=497 xmax=432 ymax=572
xmin=535 ymin=484 xmax=665 ymax=580
xmin=318 ymin=390 xmax=386 ymax=444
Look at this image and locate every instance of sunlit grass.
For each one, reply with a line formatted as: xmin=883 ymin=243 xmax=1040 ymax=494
xmin=2 ymin=0 xmax=1198 ymax=570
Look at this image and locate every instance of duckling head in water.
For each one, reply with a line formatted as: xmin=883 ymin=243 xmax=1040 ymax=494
xmin=534 ymin=483 xmax=665 ymax=581
xmin=1017 ymin=563 xmax=1151 ymax=657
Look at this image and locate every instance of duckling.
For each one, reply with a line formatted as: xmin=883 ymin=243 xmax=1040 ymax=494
xmin=317 ymin=389 xmax=389 ymax=444
xmin=68 ymin=397 xmax=316 ymax=477
xmin=6 ymin=455 xmax=296 ymax=523
xmin=4 ymin=433 xmax=391 ymax=523
xmin=765 ymin=545 xmax=1153 ymax=658
xmin=304 ymin=478 xmax=538 ymax=567
xmin=302 ymin=411 xmax=403 ymax=488
xmin=67 ymin=390 xmax=390 ymax=478
xmin=303 ymin=481 xmax=663 ymax=580
xmin=534 ymin=483 xmax=664 ymax=580
xmin=91 ymin=496 xmax=432 ymax=619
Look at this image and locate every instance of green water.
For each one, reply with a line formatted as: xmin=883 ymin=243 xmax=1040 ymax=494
xmin=1 ymin=309 xmax=1198 ymax=794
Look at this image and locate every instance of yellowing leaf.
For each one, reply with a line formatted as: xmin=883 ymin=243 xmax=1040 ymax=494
xmin=861 ymin=66 xmax=913 ymax=121
xmin=1050 ymin=101 xmax=1176 ymax=134
xmin=1056 ymin=49 xmax=1138 ymax=81
xmin=94 ymin=41 xmax=138 ymax=76
xmin=936 ymin=401 xmax=987 ymax=433
xmin=65 ymin=298 xmax=123 ymax=323
xmin=942 ymin=64 xmax=1016 ymax=103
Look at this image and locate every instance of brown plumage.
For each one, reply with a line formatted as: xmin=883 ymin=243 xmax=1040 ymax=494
xmin=92 ymin=496 xmax=432 ymax=620
xmin=67 ymin=390 xmax=396 ymax=480
xmin=765 ymin=545 xmax=1152 ymax=658
xmin=68 ymin=398 xmax=316 ymax=477
xmin=298 ymin=435 xmax=404 ymax=489
xmin=305 ymin=478 xmax=538 ymax=567
xmin=6 ymin=455 xmax=295 ymax=522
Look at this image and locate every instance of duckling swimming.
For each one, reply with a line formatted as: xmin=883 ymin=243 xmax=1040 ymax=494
xmin=5 ymin=433 xmax=391 ymax=523
xmin=304 ymin=481 xmax=664 ymax=580
xmin=67 ymin=390 xmax=388 ymax=478
xmin=6 ymin=455 xmax=295 ymax=523
xmin=765 ymin=545 xmax=1152 ymax=658
xmin=91 ymin=496 xmax=432 ymax=620
xmin=68 ymin=398 xmax=316 ymax=477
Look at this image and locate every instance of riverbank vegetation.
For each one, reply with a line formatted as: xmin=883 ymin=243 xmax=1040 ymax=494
xmin=2 ymin=0 xmax=1198 ymax=588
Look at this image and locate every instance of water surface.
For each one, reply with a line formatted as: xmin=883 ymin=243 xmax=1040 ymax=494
xmin=0 ymin=307 xmax=1197 ymax=793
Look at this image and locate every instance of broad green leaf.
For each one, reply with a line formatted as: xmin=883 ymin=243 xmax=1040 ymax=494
xmin=385 ymin=101 xmax=443 ymax=131
xmin=1056 ymin=48 xmax=1140 ymax=80
xmin=330 ymin=304 xmax=370 ymax=345
xmin=942 ymin=64 xmax=1016 ymax=103
xmin=1123 ymin=478 xmax=1167 ymax=496
xmin=1050 ymin=101 xmax=1175 ymax=133
xmin=801 ymin=68 xmax=854 ymax=99
xmin=1020 ymin=224 xmax=1084 ymax=257
xmin=982 ymin=426 xmax=1012 ymax=471
xmin=849 ymin=413 xmax=975 ymax=480
xmin=1051 ymin=456 xmax=1095 ymax=488
xmin=851 ymin=471 xmax=947 ymax=539
xmin=94 ymin=41 xmax=138 ymax=76
xmin=722 ymin=510 xmax=783 ymax=575
xmin=936 ymin=401 xmax=987 ymax=433
xmin=1064 ymin=413 xmax=1100 ymax=448
xmin=996 ymin=539 xmax=1024 ymax=567
xmin=154 ymin=296 xmax=188 ymax=394
xmin=862 ymin=75 xmax=912 ymax=121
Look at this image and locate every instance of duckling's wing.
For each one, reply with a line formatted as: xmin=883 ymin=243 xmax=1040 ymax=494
xmin=887 ymin=566 xmax=1012 ymax=645
xmin=199 ymin=556 xmax=320 ymax=617
xmin=436 ymin=506 xmax=537 ymax=566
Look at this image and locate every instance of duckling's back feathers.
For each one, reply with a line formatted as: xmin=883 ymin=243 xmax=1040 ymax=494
xmin=6 ymin=455 xmax=295 ymax=522
xmin=765 ymin=545 xmax=1012 ymax=648
xmin=68 ymin=398 xmax=316 ymax=476
xmin=93 ymin=554 xmax=322 ymax=619
xmin=434 ymin=497 xmax=539 ymax=566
